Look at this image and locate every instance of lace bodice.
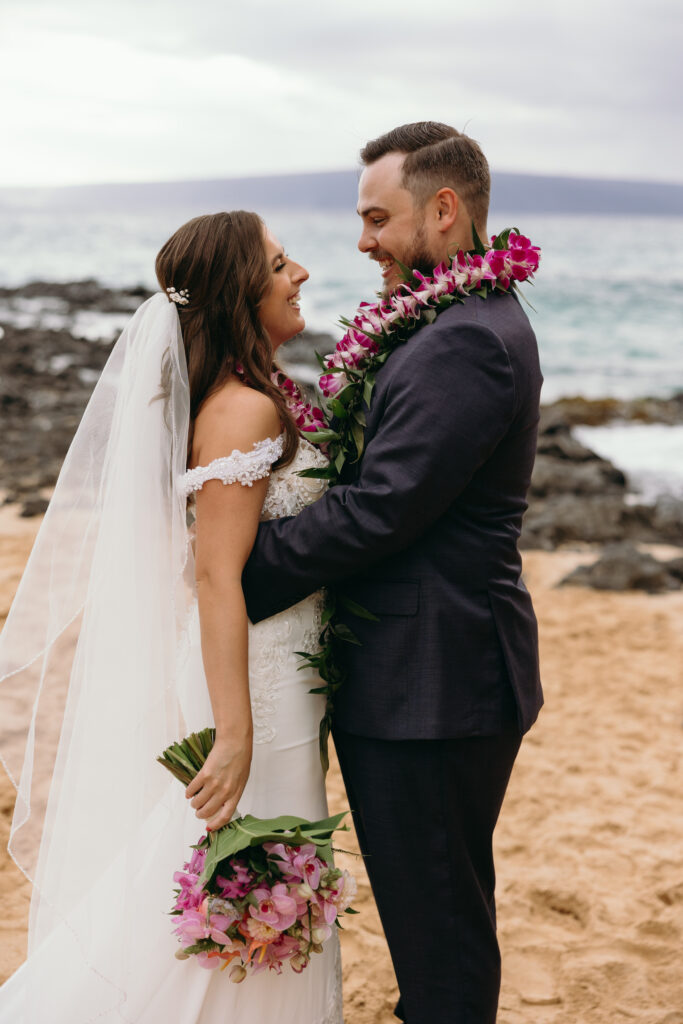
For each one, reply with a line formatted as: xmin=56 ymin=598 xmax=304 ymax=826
xmin=259 ymin=435 xmax=328 ymax=520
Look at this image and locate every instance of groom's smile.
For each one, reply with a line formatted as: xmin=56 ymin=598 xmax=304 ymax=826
xmin=371 ymin=250 xmax=398 ymax=282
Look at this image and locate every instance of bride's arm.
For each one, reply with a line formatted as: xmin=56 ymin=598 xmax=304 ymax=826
xmin=184 ymin=384 xmax=281 ymax=832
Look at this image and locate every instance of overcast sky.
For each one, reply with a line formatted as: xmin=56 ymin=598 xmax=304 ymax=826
xmin=1 ymin=0 xmax=680 ymax=188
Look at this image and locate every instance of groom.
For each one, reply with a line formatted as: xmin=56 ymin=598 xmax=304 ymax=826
xmin=243 ymin=121 xmax=543 ymax=1023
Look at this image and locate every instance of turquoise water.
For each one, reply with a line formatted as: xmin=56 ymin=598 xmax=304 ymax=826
xmin=1 ymin=201 xmax=682 ymax=403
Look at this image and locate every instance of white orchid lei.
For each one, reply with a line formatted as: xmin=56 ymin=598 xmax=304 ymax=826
xmin=272 ymin=227 xmax=541 ymax=769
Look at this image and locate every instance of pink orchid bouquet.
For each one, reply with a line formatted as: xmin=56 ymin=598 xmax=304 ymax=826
xmin=158 ymin=730 xmax=356 ymax=980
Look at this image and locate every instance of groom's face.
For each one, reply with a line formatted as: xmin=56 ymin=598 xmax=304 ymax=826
xmin=357 ymin=152 xmax=438 ymax=296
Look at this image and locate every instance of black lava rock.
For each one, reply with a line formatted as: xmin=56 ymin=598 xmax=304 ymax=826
xmin=560 ymin=543 xmax=682 ymax=593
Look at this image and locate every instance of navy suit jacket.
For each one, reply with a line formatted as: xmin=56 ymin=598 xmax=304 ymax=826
xmin=243 ymin=290 xmax=544 ymax=739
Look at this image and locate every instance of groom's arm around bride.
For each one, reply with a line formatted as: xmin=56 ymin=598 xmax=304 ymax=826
xmin=243 ymin=121 xmax=544 ymax=1024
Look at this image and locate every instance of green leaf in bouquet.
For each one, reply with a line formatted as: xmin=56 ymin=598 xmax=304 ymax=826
xmin=157 ymin=746 xmax=197 ymax=786
xmin=201 ymin=811 xmax=349 ymax=884
xmin=179 ymin=939 xmax=218 ymax=955
xmin=245 ymin=843 xmax=270 ymax=878
xmin=203 ymin=815 xmax=300 ymax=872
xmin=298 ymin=811 xmax=348 ymax=834
xmin=157 ymin=728 xmax=216 ymax=787
xmin=201 ymin=728 xmax=216 ymax=755
xmin=314 ymin=841 xmax=334 ymax=866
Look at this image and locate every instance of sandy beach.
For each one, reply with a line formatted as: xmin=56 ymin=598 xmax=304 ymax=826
xmin=1 ymin=505 xmax=682 ymax=1023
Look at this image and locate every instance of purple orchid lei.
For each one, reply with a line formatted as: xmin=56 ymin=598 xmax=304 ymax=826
xmin=297 ymin=227 xmax=540 ymax=486
xmin=269 ymin=368 xmax=326 ymax=436
xmin=240 ymin=230 xmax=540 ymax=477
xmin=320 ymin=231 xmax=539 ymax=399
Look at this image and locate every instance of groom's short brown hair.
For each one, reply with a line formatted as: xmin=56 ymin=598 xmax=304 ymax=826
xmin=361 ymin=121 xmax=490 ymax=232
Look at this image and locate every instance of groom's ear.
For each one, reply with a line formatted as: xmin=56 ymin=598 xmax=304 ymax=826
xmin=433 ymin=187 xmax=458 ymax=232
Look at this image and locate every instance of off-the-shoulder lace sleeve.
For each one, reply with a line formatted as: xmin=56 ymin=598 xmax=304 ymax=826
xmin=178 ymin=434 xmax=285 ymax=497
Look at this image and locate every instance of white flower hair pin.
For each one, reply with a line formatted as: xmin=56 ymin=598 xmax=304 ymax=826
xmin=166 ymin=286 xmax=190 ymax=306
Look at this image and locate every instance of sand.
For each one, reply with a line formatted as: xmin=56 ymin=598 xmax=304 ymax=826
xmin=1 ymin=505 xmax=682 ymax=1023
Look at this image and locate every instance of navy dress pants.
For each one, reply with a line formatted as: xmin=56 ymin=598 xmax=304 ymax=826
xmin=332 ymin=724 xmax=522 ymax=1024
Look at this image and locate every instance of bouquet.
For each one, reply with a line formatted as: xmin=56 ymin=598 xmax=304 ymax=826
xmin=158 ymin=728 xmax=357 ymax=981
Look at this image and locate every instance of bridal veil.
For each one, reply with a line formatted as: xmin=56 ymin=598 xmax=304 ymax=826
xmin=0 ymin=294 xmax=194 ymax=1018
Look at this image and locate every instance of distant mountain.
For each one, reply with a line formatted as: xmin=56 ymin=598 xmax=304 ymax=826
xmin=489 ymin=172 xmax=683 ymax=216
xmin=2 ymin=169 xmax=682 ymax=216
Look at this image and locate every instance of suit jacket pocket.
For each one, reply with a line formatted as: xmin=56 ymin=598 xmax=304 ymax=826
xmin=346 ymin=578 xmax=420 ymax=617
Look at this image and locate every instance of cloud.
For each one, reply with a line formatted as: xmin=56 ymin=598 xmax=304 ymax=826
xmin=1 ymin=0 xmax=681 ymax=186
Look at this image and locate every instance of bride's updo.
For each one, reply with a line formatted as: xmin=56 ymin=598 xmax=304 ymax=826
xmin=155 ymin=210 xmax=299 ymax=466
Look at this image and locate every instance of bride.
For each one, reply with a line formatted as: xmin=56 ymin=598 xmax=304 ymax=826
xmin=0 ymin=211 xmax=343 ymax=1022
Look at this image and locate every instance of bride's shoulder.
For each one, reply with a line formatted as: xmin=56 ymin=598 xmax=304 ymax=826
xmin=196 ymin=377 xmax=278 ymax=428
xmin=190 ymin=379 xmax=281 ymax=470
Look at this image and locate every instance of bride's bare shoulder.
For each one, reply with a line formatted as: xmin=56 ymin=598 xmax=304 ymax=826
xmin=190 ymin=378 xmax=281 ymax=469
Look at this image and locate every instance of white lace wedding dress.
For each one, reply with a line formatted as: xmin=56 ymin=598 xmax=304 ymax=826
xmin=0 ymin=434 xmax=343 ymax=1024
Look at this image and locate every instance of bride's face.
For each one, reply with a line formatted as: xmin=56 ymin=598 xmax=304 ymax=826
xmin=258 ymin=228 xmax=309 ymax=349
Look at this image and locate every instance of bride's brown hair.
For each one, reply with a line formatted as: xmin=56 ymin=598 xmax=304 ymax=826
xmin=155 ymin=210 xmax=299 ymax=467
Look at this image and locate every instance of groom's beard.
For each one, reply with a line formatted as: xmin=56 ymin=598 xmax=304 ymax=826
xmin=382 ymin=222 xmax=440 ymax=299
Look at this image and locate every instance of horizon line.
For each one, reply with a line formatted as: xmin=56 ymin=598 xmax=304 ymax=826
xmin=1 ymin=167 xmax=683 ymax=193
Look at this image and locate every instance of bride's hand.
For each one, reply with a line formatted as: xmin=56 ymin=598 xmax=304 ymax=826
xmin=185 ymin=731 xmax=253 ymax=832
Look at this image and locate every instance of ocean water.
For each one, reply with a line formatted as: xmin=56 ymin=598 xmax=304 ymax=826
xmin=2 ymin=199 xmax=682 ymax=401
xmin=573 ymin=423 xmax=683 ymax=504
xmin=1 ymin=198 xmax=682 ymax=496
